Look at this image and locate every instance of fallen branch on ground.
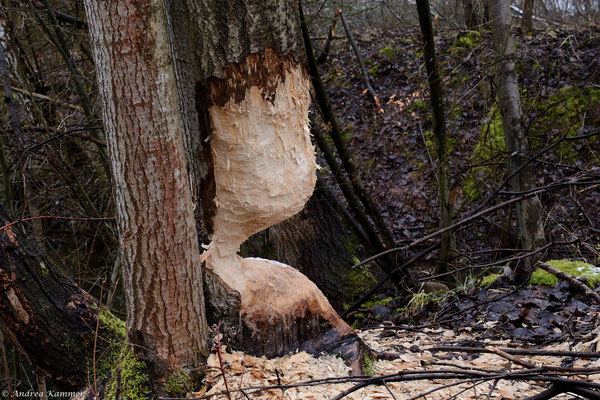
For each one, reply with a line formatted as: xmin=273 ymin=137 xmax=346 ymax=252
xmin=536 ymin=262 xmax=600 ymax=305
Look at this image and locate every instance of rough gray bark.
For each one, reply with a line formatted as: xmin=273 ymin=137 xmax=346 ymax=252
xmin=84 ymin=0 xmax=209 ymax=387
xmin=0 ymin=202 xmax=116 ymax=391
xmin=490 ymin=0 xmax=545 ymax=282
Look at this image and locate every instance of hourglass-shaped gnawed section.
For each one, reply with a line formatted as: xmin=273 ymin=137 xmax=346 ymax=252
xmin=201 ymin=50 xmax=353 ymax=357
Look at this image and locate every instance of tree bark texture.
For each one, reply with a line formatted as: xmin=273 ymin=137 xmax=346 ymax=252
xmin=462 ymin=0 xmax=479 ymax=29
xmin=85 ymin=0 xmax=356 ymax=369
xmin=490 ymin=0 xmax=545 ymax=281
xmin=416 ymin=0 xmax=455 ymax=269
xmin=0 ymin=203 xmax=115 ymax=391
xmin=84 ymin=0 xmax=209 ymax=382
xmin=521 ymin=0 xmax=535 ymax=33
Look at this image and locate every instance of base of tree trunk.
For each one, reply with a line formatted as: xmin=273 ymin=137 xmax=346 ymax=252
xmin=204 ymin=259 xmax=368 ymax=373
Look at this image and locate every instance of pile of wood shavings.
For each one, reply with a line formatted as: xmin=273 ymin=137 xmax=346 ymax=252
xmin=191 ymin=327 xmax=600 ymax=399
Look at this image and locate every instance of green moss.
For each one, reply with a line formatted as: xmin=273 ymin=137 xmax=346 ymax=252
xmin=344 ymin=268 xmax=377 ymax=303
xmin=411 ymin=99 xmax=428 ymax=112
xmin=451 ymin=30 xmax=481 ymax=53
xmin=378 ymin=44 xmax=396 ymax=60
xmin=424 ymin=130 xmax=435 ymax=152
xmin=105 ymin=348 xmax=151 ymax=400
xmin=528 ymin=87 xmax=600 ymax=163
xmin=423 ymin=129 xmax=457 ymax=158
xmin=449 ymin=106 xmax=463 ymax=120
xmin=531 ymin=259 xmax=600 ymax=288
xmin=479 ymin=273 xmax=502 ymax=288
xmin=463 ymin=106 xmax=505 ymax=200
xmin=95 ymin=309 xmax=126 ymax=378
xmin=477 ymin=107 xmax=505 ymax=155
xmin=414 ymin=160 xmax=426 ymax=172
xmin=165 ymin=371 xmax=192 ymax=397
xmin=362 ymin=353 xmax=376 ymax=377
xmin=343 ymin=122 xmax=355 ymax=140
xmin=40 ymin=262 xmax=49 ymax=277
xmin=363 ymin=296 xmax=393 ymax=308
xmin=98 ymin=309 xmax=126 ymax=338
xmin=368 ymin=63 xmax=380 ymax=77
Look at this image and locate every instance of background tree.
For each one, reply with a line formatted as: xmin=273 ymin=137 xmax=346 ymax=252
xmin=490 ymin=0 xmax=545 ymax=282
xmin=521 ymin=0 xmax=535 ymax=33
xmin=416 ymin=0 xmax=455 ymax=270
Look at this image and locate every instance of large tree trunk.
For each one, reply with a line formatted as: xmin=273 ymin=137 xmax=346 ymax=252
xmin=416 ymin=0 xmax=455 ymax=270
xmin=84 ymin=0 xmax=209 ymax=390
xmin=490 ymin=0 xmax=545 ymax=282
xmin=0 ymin=203 xmax=116 ymax=391
xmin=175 ymin=0 xmax=358 ymax=360
xmin=86 ymin=0 xmax=357 ymax=374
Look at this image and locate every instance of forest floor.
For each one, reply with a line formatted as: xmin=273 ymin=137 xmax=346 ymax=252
xmin=195 ymin=27 xmax=600 ymax=399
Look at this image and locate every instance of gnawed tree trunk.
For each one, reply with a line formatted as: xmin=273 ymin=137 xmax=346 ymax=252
xmin=269 ymin=187 xmax=358 ymax=312
xmin=87 ymin=0 xmax=359 ymax=367
xmin=0 ymin=203 xmax=116 ymax=391
xmin=84 ymin=0 xmax=360 ymax=379
xmin=173 ymin=0 xmax=359 ymax=360
xmin=490 ymin=0 xmax=545 ymax=282
xmin=84 ymin=0 xmax=209 ymax=390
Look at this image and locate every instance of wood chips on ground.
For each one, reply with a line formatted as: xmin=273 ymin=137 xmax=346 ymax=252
xmin=193 ymin=327 xmax=600 ymax=399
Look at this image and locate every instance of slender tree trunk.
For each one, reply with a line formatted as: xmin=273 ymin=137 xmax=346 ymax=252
xmin=416 ymin=0 xmax=455 ymax=270
xmin=490 ymin=0 xmax=545 ymax=282
xmin=339 ymin=10 xmax=378 ymax=104
xmin=462 ymin=0 xmax=479 ymax=29
xmin=483 ymin=0 xmax=491 ymax=26
xmin=521 ymin=0 xmax=535 ymax=33
xmin=0 ymin=203 xmax=116 ymax=391
xmin=317 ymin=10 xmax=340 ymax=65
xmin=84 ymin=0 xmax=209 ymax=389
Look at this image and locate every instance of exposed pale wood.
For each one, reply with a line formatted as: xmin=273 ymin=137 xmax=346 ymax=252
xmin=270 ymin=188 xmax=357 ymax=312
xmin=199 ymin=50 xmax=355 ymax=356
